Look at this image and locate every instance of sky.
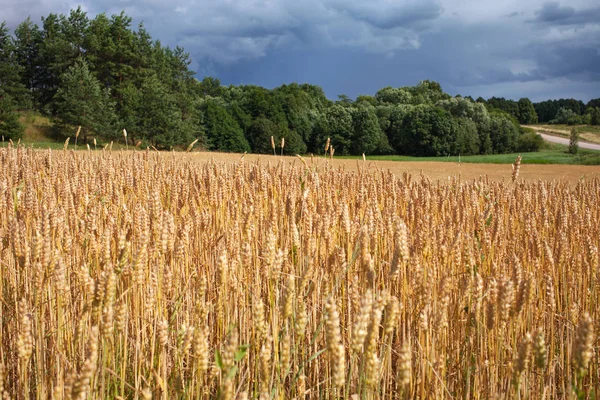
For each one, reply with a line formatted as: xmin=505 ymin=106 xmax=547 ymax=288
xmin=2 ymin=0 xmax=600 ymax=102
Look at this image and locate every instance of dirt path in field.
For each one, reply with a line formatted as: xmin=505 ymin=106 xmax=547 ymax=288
xmin=537 ymin=132 xmax=600 ymax=150
xmin=182 ymin=152 xmax=600 ymax=183
xmin=528 ymin=125 xmax=573 ymax=136
xmin=528 ymin=125 xmax=600 ymax=146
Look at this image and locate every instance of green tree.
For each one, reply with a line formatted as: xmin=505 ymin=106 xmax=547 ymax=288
xmin=52 ymin=58 xmax=116 ymax=141
xmin=452 ymin=118 xmax=480 ymax=155
xmin=486 ymin=97 xmax=519 ymax=120
xmin=337 ymin=94 xmax=353 ymax=106
xmin=135 ymin=74 xmax=194 ymax=148
xmin=551 ymin=107 xmax=580 ymax=125
xmin=203 ymin=100 xmax=250 ymax=153
xmin=118 ymin=82 xmax=142 ymax=140
xmin=316 ymin=104 xmax=353 ymax=155
xmin=13 ymin=17 xmax=42 ymax=96
xmin=533 ymin=100 xmax=557 ymax=123
xmin=285 ymin=108 xmax=316 ymax=149
xmin=487 ymin=112 xmax=519 ymax=153
xmin=386 ymin=105 xmax=415 ymax=153
xmin=86 ymin=11 xmax=144 ymax=92
xmin=355 ymin=95 xmax=377 ymax=106
xmin=280 ymin=130 xmax=307 ymax=155
xmin=351 ymin=104 xmax=391 ymax=155
xmin=228 ymin=102 xmax=252 ymax=137
xmin=36 ymin=12 xmax=86 ymax=106
xmin=411 ymin=80 xmax=449 ymax=104
xmin=0 ymin=22 xmax=30 ymax=108
xmin=535 ymin=99 xmax=586 ymax=123
xmin=587 ymin=99 xmax=600 ymax=110
xmin=272 ymin=84 xmax=316 ymax=148
xmin=247 ymin=117 xmax=282 ymax=154
xmin=436 ymin=97 xmax=491 ymax=127
xmin=436 ymin=98 xmax=494 ymax=154
xmin=517 ymin=98 xmax=538 ymax=124
xmin=0 ymin=91 xmax=24 ymax=140
xmin=389 ymin=105 xmax=458 ymax=156
xmin=375 ymin=87 xmax=413 ymax=105
xmin=589 ymin=107 xmax=600 ymax=126
xmin=198 ymin=76 xmax=223 ymax=97
xmin=569 ymin=127 xmax=579 ymax=154
xmin=478 ymin=130 xmax=493 ymax=154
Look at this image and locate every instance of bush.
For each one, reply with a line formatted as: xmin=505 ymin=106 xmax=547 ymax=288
xmin=280 ymin=129 xmax=307 ymax=155
xmin=517 ymin=131 xmax=544 ymax=152
xmin=569 ymin=127 xmax=579 ymax=154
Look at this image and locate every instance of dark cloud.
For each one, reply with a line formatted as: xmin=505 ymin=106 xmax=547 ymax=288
xmin=531 ymin=2 xmax=600 ymax=25
xmin=533 ymin=45 xmax=600 ymax=81
xmin=534 ymin=2 xmax=575 ymax=23
xmin=328 ymin=1 xmax=444 ymax=30
xmin=456 ymin=68 xmax=545 ymax=86
xmin=1 ymin=0 xmax=599 ymax=101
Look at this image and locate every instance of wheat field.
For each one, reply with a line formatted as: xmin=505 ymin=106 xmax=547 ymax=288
xmin=0 ymin=146 xmax=598 ymax=399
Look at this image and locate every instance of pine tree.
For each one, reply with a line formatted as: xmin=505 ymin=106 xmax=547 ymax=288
xmin=52 ymin=58 xmax=117 ymax=142
xmin=13 ymin=17 xmax=42 ymax=104
xmin=0 ymin=22 xmax=31 ymax=108
xmin=0 ymin=90 xmax=24 ymax=140
xmin=120 ymin=74 xmax=195 ymax=149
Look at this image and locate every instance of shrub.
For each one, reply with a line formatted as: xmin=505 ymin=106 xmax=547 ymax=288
xmin=569 ymin=127 xmax=579 ymax=154
xmin=517 ymin=130 xmax=544 ymax=152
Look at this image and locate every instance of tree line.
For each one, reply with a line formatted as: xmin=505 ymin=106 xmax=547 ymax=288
xmin=0 ymin=8 xmax=596 ymax=155
xmin=474 ymin=97 xmax=600 ymax=126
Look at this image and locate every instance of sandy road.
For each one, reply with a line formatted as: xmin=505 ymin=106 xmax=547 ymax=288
xmin=538 ymin=132 xmax=600 ymax=151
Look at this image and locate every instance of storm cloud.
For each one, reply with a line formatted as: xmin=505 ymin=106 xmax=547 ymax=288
xmin=2 ymin=0 xmax=599 ymax=101
xmin=531 ymin=1 xmax=600 ymax=26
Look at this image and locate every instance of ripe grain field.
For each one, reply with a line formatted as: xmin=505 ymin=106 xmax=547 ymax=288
xmin=0 ymin=146 xmax=599 ymax=399
xmin=188 ymin=151 xmax=600 ymax=184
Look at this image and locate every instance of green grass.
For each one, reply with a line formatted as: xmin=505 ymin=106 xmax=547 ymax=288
xmin=1 ymin=110 xmax=128 ymax=150
xmin=0 ymin=140 xmax=66 ymax=150
xmin=341 ymin=144 xmax=600 ymax=165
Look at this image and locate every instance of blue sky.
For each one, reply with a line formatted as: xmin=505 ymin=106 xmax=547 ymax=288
xmin=3 ymin=0 xmax=600 ymax=101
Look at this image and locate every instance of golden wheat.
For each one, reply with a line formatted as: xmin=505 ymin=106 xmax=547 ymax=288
xmin=0 ymin=145 xmax=598 ymax=399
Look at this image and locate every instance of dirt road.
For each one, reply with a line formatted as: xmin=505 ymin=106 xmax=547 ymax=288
xmin=538 ymin=132 xmax=600 ymax=151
